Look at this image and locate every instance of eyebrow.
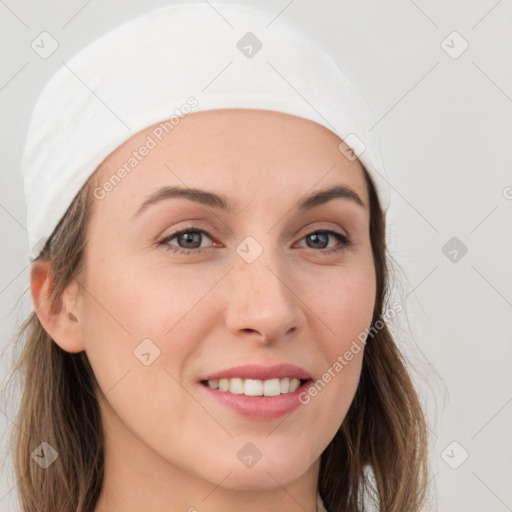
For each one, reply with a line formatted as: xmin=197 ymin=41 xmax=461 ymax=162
xmin=132 ymin=184 xmax=365 ymax=219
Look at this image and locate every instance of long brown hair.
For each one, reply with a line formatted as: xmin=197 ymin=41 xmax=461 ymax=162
xmin=2 ymin=167 xmax=429 ymax=512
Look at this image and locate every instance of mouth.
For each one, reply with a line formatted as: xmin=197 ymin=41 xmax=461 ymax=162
xmin=198 ymin=376 xmax=314 ymax=419
xmin=200 ymin=377 xmax=313 ymax=397
xmin=197 ymin=363 xmax=314 ymax=418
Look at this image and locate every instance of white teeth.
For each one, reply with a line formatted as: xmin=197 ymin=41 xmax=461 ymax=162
xmin=263 ymin=378 xmax=281 ymax=397
xmin=289 ymin=378 xmax=300 ymax=393
xmin=207 ymin=379 xmax=219 ymax=389
xmin=205 ymin=377 xmax=304 ymax=396
xmin=230 ymin=378 xmax=244 ymax=395
xmin=244 ymin=378 xmax=263 ymax=396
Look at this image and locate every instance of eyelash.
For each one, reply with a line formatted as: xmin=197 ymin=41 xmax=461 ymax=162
xmin=157 ymin=226 xmax=353 ymax=256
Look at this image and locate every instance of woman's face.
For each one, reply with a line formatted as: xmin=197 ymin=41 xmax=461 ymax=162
xmin=75 ymin=109 xmax=375 ymax=493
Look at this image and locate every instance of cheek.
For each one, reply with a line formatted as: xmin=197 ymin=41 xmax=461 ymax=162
xmin=332 ymin=274 xmax=375 ymax=348
xmin=78 ymin=273 xmax=202 ymax=445
xmin=81 ymin=257 xmax=207 ymax=337
xmin=78 ymin=263 xmax=218 ymax=392
xmin=310 ymin=257 xmax=376 ymax=349
xmin=296 ymin=257 xmax=375 ymax=424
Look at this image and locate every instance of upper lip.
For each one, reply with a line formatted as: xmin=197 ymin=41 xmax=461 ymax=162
xmin=200 ymin=364 xmax=312 ymax=382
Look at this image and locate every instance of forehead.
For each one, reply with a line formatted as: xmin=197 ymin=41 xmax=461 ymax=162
xmin=92 ymin=109 xmax=369 ymax=214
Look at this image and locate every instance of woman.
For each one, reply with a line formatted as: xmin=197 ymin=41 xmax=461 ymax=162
xmin=6 ymin=3 xmax=429 ymax=511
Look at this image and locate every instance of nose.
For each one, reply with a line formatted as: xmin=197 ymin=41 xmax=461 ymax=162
xmin=223 ymin=247 xmax=306 ymax=344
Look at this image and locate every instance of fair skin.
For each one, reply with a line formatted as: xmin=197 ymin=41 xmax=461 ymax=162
xmin=31 ymin=109 xmax=376 ymax=512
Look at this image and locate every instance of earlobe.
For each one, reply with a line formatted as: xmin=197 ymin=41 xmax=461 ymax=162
xmin=30 ymin=260 xmax=86 ymax=353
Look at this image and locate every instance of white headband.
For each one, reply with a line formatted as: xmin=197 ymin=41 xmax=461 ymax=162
xmin=21 ymin=2 xmax=390 ymax=262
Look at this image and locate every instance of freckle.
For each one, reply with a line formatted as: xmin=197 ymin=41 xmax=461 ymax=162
xmin=68 ymin=312 xmax=78 ymax=321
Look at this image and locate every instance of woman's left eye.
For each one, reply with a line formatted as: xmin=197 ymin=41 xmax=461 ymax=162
xmin=296 ymin=229 xmax=352 ymax=254
xmin=157 ymin=227 xmax=352 ymax=256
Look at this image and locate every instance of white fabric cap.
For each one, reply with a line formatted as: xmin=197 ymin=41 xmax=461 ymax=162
xmin=21 ymin=2 xmax=390 ymax=262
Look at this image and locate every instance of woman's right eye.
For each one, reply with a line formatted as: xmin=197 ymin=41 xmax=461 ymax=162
xmin=157 ymin=227 xmax=215 ymax=255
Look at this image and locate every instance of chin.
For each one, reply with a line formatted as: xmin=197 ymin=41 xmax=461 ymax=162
xmin=219 ymin=465 xmax=306 ymax=491
xmin=208 ymin=450 xmax=314 ymax=491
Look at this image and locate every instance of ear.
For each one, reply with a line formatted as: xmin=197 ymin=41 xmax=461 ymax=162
xmin=30 ymin=259 xmax=86 ymax=353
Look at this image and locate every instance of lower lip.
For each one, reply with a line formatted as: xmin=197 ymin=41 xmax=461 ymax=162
xmin=198 ymin=380 xmax=313 ymax=420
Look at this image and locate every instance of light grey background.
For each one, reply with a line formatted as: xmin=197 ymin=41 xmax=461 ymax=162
xmin=1 ymin=1 xmax=511 ymax=511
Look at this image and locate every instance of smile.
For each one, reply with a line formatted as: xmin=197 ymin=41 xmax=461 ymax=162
xmin=201 ymin=377 xmax=309 ymax=397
